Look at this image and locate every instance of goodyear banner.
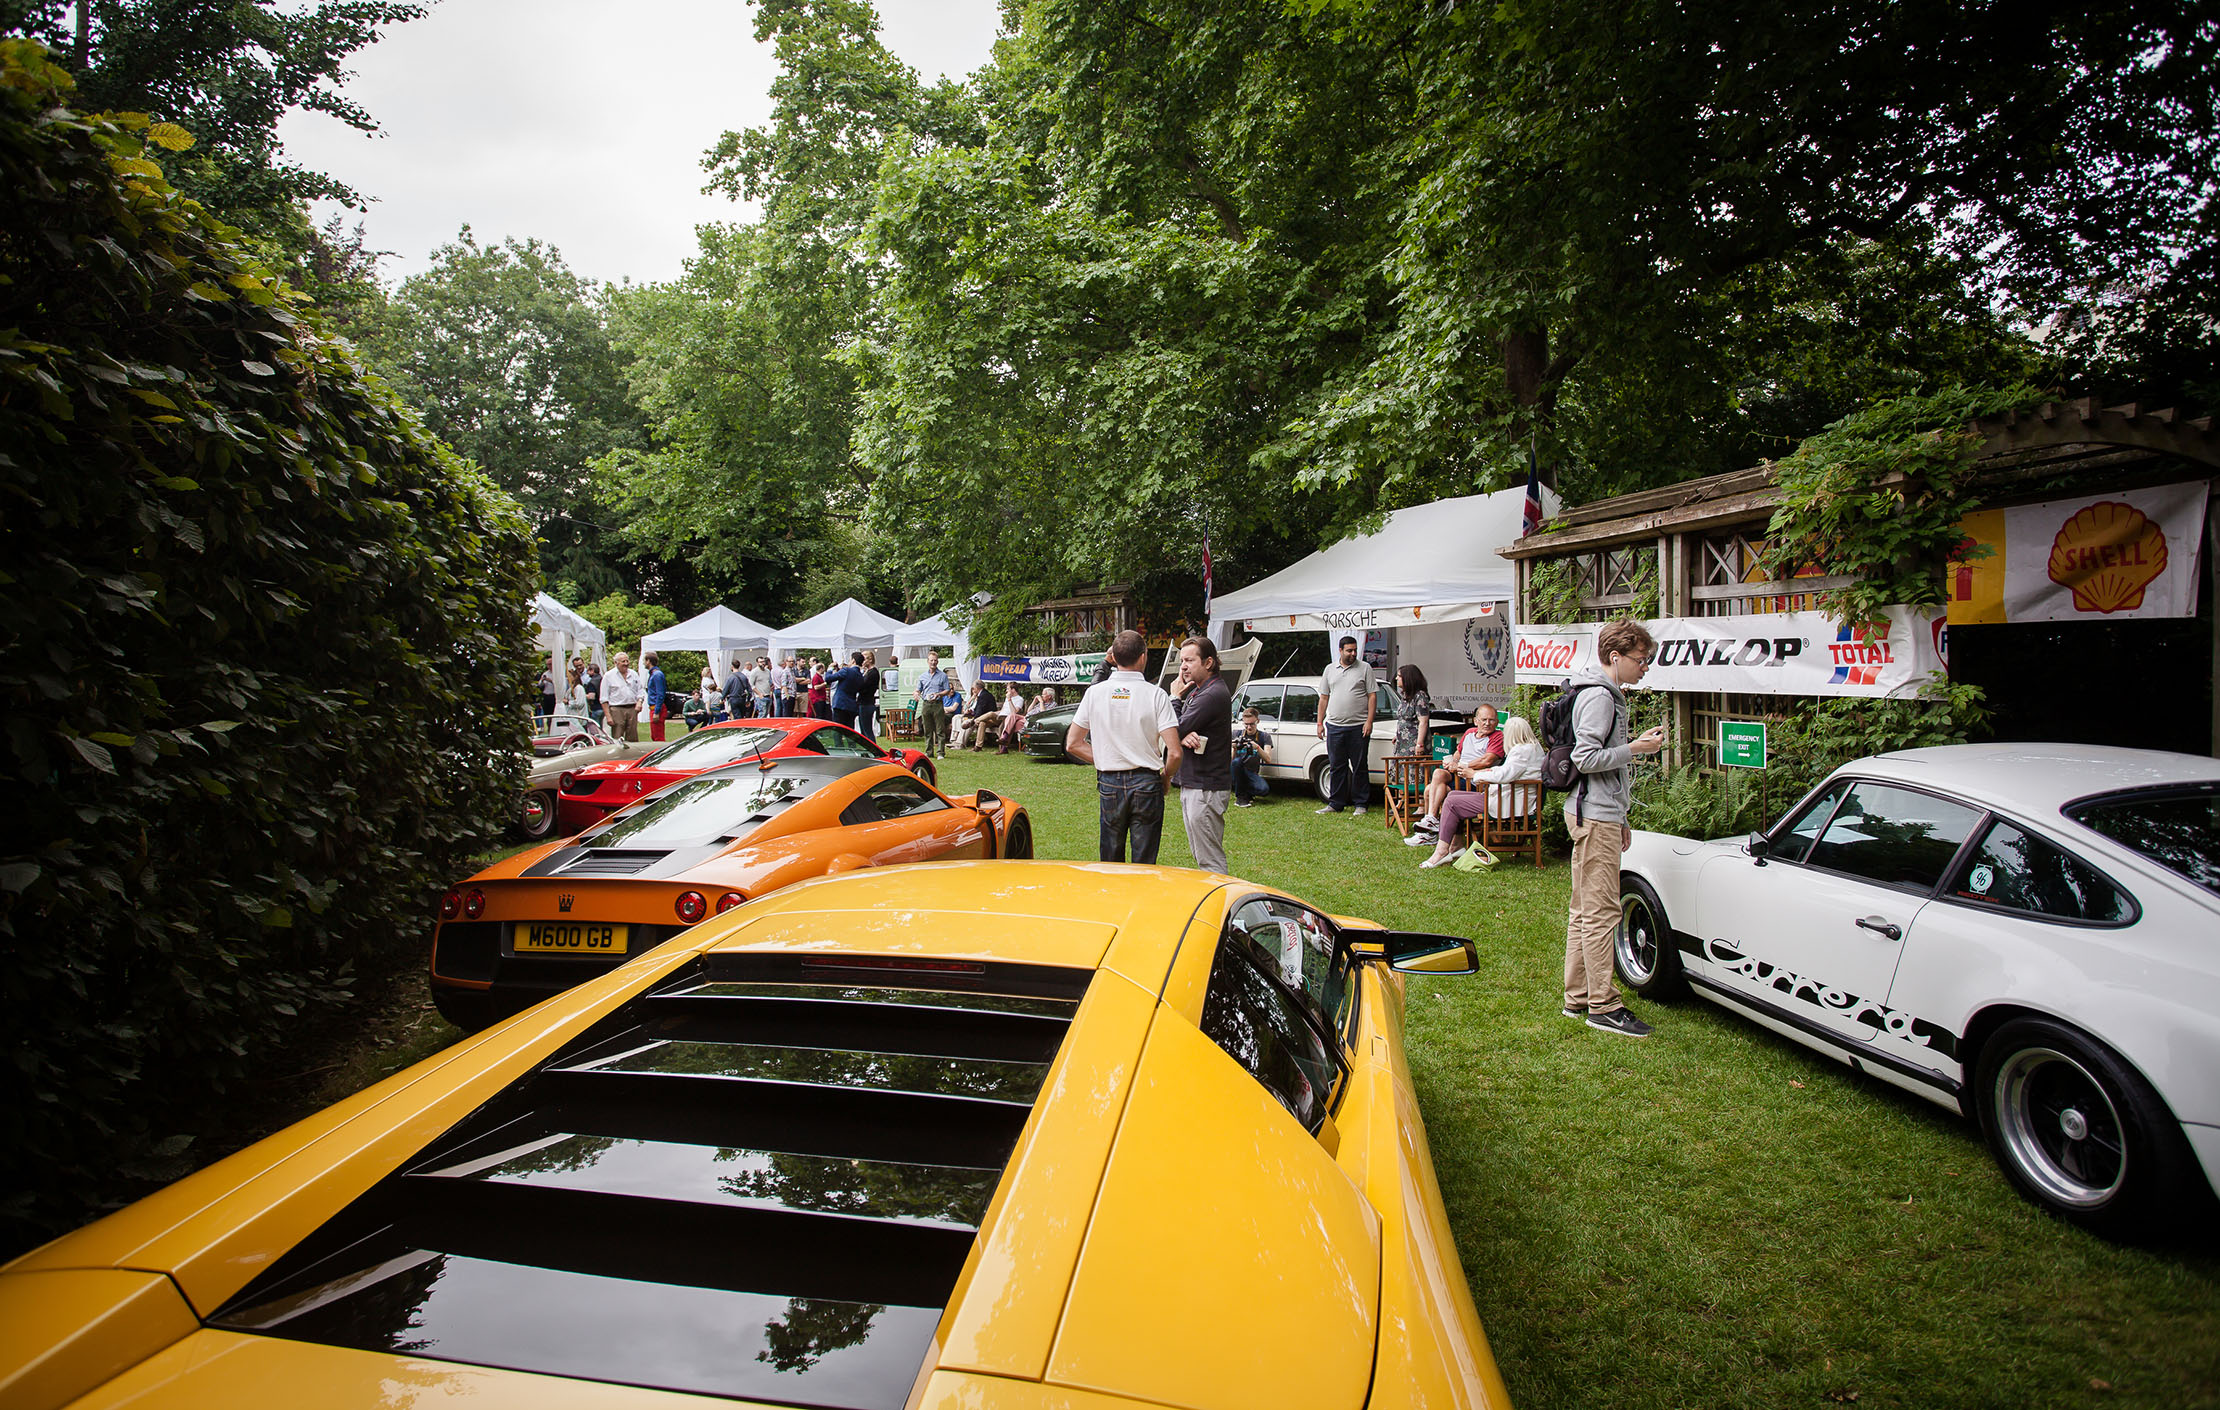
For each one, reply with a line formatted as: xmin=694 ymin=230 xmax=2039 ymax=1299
xmin=1947 ymin=481 xmax=2209 ymax=624
xmin=1515 ymin=608 xmax=1947 ymax=699
xmin=978 ymin=653 xmax=1107 ymax=685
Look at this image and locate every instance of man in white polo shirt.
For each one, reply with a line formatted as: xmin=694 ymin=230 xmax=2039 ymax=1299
xmin=1066 ymin=629 xmax=1183 ymax=864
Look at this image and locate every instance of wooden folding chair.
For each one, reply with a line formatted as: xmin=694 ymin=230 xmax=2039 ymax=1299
xmin=1462 ymin=779 xmax=1546 ymax=868
xmin=1382 ymin=755 xmax=1432 ymax=835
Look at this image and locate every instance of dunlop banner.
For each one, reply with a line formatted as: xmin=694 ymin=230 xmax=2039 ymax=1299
xmin=1946 ymin=481 xmax=2210 ymax=625
xmin=1515 ymin=607 xmax=1947 ymax=699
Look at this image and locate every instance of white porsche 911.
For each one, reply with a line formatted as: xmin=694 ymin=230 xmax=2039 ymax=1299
xmin=1614 ymin=744 xmax=2220 ymax=1236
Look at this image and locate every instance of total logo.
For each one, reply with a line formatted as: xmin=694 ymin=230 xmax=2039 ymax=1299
xmin=1826 ymin=624 xmax=1896 ymax=686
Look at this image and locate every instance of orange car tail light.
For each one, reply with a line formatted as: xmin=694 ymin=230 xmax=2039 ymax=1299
xmin=675 ymin=890 xmax=708 ymax=924
xmin=715 ymin=891 xmax=747 ymax=914
xmin=438 ymin=890 xmax=461 ymax=921
xmin=462 ymin=887 xmax=486 ymax=919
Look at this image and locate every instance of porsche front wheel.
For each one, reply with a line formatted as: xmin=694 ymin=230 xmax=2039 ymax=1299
xmin=1613 ymin=876 xmax=1685 ymax=999
xmin=911 ymin=758 xmax=937 ymax=788
xmin=1973 ymin=1016 xmax=2200 ymax=1238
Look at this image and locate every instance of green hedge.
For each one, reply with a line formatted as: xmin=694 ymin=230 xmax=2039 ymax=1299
xmin=0 ymin=41 xmax=537 ymax=1244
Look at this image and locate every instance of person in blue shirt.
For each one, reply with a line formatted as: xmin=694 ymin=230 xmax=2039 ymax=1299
xmin=825 ymin=652 xmax=867 ymax=732
xmin=914 ymin=650 xmax=953 ymax=759
xmin=644 ymin=652 xmax=669 ymax=742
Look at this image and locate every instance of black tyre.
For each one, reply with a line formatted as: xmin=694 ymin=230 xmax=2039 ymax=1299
xmin=911 ymin=757 xmax=937 ymax=788
xmin=1308 ymin=755 xmax=1332 ymax=798
xmin=517 ymin=788 xmax=559 ymax=842
xmin=1002 ymin=813 xmax=1034 ymax=860
xmin=1613 ymin=875 xmax=1686 ymax=999
xmin=1973 ymin=1015 xmax=2202 ymax=1237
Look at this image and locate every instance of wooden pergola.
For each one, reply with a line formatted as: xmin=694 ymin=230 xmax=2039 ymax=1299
xmin=1501 ymin=401 xmax=2220 ymax=760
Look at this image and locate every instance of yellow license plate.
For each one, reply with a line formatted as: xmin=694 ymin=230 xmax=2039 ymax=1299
xmin=515 ymin=921 xmax=629 ymax=955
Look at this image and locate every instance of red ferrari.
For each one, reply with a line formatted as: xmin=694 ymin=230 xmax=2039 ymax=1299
xmin=555 ymin=717 xmax=933 ymax=834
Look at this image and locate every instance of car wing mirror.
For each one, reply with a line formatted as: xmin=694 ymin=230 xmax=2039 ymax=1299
xmin=1366 ymin=930 xmax=1481 ymax=976
xmin=1744 ymin=833 xmax=1770 ymax=864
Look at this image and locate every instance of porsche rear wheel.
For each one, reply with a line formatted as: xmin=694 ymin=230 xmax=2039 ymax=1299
xmin=1973 ymin=1016 xmax=2201 ymax=1237
xmin=1001 ymin=814 xmax=1034 ymax=860
xmin=518 ymin=789 xmax=559 ymax=841
xmin=1613 ymin=876 xmax=1686 ymax=999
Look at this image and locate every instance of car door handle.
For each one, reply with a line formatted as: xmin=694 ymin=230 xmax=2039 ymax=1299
xmin=1854 ymin=916 xmax=1902 ymax=941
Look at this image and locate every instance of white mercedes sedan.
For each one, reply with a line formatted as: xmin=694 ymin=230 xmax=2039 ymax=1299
xmin=1614 ymin=744 xmax=2220 ymax=1237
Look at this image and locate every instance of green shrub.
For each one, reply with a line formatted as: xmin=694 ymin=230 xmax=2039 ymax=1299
xmin=0 ymin=41 xmax=537 ymax=1246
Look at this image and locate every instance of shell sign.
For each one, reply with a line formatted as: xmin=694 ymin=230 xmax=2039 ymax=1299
xmin=1946 ymin=482 xmax=2208 ymax=625
xmin=2046 ymin=501 xmax=2167 ymax=613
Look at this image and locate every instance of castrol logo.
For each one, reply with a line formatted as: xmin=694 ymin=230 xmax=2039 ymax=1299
xmin=1516 ymin=639 xmax=1578 ymax=672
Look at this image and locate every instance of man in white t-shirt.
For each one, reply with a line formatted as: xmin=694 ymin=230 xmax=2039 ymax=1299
xmin=1066 ymin=629 xmax=1183 ymax=864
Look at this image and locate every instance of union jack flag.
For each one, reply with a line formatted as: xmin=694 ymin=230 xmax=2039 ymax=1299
xmin=1521 ymin=455 xmax=1545 ymax=537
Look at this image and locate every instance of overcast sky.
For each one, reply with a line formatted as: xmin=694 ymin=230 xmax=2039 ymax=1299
xmin=275 ymin=0 xmax=1006 ymax=288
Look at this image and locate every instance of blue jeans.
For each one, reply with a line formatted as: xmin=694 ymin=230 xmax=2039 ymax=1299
xmin=1097 ymin=769 xmax=1165 ymax=864
xmin=1324 ymin=723 xmax=1369 ymax=810
xmin=1234 ymin=758 xmax=1269 ymax=800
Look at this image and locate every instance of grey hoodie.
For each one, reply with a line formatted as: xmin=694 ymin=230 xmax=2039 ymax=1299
xmin=1566 ymin=665 xmax=1634 ymax=823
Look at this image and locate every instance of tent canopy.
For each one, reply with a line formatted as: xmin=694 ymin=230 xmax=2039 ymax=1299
xmin=772 ymin=598 xmax=907 ymax=656
xmin=1208 ymin=485 xmax=1562 ymax=633
xmin=642 ymin=604 xmax=777 ymax=654
xmin=533 ymin=593 xmax=606 ymax=668
xmin=893 ymin=612 xmax=961 ymax=648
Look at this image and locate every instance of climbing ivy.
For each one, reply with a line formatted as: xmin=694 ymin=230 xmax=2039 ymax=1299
xmin=1759 ymin=384 xmax=2044 ymax=625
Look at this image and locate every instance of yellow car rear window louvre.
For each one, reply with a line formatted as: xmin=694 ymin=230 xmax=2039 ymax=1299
xmin=210 ymin=954 xmax=1090 ymax=1409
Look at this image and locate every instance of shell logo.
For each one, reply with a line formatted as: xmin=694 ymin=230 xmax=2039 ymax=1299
xmin=2046 ymin=501 xmax=2168 ymax=614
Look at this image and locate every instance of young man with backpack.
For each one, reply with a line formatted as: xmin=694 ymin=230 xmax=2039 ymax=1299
xmin=1551 ymin=619 xmax=1668 ymax=1037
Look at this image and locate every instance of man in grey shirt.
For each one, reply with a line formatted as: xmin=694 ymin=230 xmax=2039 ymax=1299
xmin=1170 ymin=635 xmax=1233 ymax=872
xmin=1563 ymin=619 xmax=1668 ymax=1038
xmin=1314 ymin=635 xmax=1377 ymax=815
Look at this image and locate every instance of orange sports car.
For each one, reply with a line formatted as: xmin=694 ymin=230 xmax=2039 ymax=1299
xmin=432 ymin=755 xmax=1032 ymax=1030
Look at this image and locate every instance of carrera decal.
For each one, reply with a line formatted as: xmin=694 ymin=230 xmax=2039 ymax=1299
xmin=1701 ymin=936 xmax=1959 ymax=1059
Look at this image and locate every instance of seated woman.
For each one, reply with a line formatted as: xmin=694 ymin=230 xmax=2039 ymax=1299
xmin=999 ymin=686 xmax=1056 ymax=752
xmin=1414 ymin=716 xmax=1544 ymax=867
xmin=1412 ymin=707 xmax=1505 ymax=838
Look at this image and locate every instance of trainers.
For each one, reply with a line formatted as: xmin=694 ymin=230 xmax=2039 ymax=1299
xmin=1586 ymin=1008 xmax=1654 ymax=1038
xmin=1235 ymin=797 xmax=1254 ymax=808
xmin=1315 ymin=805 xmax=1339 ymax=814
xmin=1560 ymin=1004 xmax=1586 ymax=1019
xmin=1415 ymin=818 xmax=1439 ymax=834
xmin=1352 ymin=806 xmax=1366 ymax=817
xmin=1404 ymin=832 xmax=1431 ymax=847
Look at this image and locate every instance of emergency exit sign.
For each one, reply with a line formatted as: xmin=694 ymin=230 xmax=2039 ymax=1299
xmin=1719 ymin=720 xmax=1768 ymax=769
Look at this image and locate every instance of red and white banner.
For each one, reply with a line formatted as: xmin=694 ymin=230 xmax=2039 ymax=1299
xmin=1515 ymin=607 xmax=1947 ymax=699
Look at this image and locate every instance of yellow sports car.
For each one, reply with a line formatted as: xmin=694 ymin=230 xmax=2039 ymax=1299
xmin=0 ymin=864 xmax=1511 ymax=1410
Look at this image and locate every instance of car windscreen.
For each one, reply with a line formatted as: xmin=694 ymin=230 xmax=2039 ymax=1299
xmin=2065 ymin=785 xmax=2220 ymax=896
xmin=585 ymin=773 xmax=810 ymax=849
xmin=637 ymin=726 xmax=788 ymax=771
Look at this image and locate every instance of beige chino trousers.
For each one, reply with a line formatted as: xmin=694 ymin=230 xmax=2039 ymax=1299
xmin=1563 ymin=811 xmax=1626 ymax=1016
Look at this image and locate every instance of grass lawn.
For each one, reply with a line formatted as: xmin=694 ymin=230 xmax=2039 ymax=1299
xmin=259 ymin=735 xmax=2216 ymax=1409
xmin=922 ymin=746 xmax=2220 ymax=1410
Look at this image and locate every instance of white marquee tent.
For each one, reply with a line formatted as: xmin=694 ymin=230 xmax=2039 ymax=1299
xmin=772 ymin=598 xmax=907 ymax=659
xmin=642 ymin=604 xmax=779 ymax=681
xmin=1205 ymin=484 xmax=1562 ymax=715
xmin=1207 ymin=485 xmax=1560 ymax=635
xmin=532 ymin=593 xmax=607 ymax=683
xmin=891 ymin=611 xmax=973 ymax=684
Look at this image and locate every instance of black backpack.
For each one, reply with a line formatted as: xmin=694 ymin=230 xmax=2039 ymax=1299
xmin=1537 ymin=680 xmax=1606 ymax=795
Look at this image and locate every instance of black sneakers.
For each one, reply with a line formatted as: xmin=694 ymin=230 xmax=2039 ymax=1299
xmin=1586 ymin=1007 xmax=1654 ymax=1038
